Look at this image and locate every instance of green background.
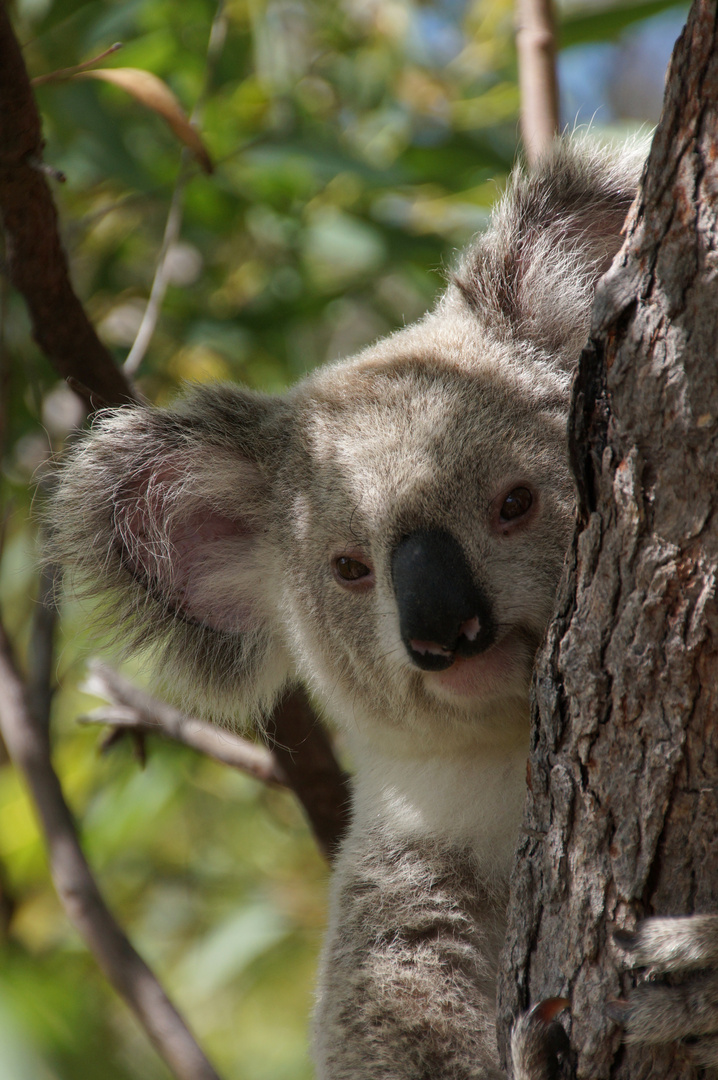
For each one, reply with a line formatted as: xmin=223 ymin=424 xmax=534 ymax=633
xmin=0 ymin=0 xmax=686 ymax=1076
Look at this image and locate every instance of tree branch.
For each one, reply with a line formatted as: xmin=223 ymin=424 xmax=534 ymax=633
xmin=26 ymin=559 xmax=60 ymax=734
xmin=80 ymin=663 xmax=352 ymax=862
xmin=515 ymin=0 xmax=560 ymax=166
xmin=83 ymin=661 xmax=288 ymax=789
xmin=0 ymin=619 xmax=224 ymax=1080
xmin=0 ymin=1 xmax=136 ymax=409
xmin=267 ymin=688 xmax=352 ymax=863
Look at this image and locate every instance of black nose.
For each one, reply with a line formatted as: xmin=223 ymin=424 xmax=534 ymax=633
xmin=391 ymin=530 xmax=495 ymax=671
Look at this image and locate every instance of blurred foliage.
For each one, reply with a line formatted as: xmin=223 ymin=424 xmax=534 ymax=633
xmin=0 ymin=0 xmax=685 ymax=1076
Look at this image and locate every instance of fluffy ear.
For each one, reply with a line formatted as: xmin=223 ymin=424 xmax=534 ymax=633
xmin=48 ymin=384 xmax=294 ymax=725
xmin=452 ymin=136 xmax=646 ymax=363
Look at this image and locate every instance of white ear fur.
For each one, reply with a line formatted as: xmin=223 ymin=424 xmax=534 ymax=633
xmin=114 ymin=449 xmax=268 ymax=633
xmin=451 ymin=137 xmax=644 ymax=362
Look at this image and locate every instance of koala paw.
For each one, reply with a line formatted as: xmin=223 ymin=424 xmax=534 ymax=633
xmin=510 ymin=998 xmax=571 ymax=1080
xmin=612 ymin=915 xmax=718 ymax=1071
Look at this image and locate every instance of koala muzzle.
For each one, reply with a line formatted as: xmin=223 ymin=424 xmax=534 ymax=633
xmin=391 ymin=530 xmax=496 ymax=671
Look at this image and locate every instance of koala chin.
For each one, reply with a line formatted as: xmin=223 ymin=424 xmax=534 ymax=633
xmin=49 ymin=136 xmax=714 ymax=1079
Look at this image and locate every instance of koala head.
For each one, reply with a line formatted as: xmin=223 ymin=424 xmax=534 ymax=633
xmin=275 ymin=310 xmax=576 ymax=749
xmin=50 ymin=139 xmax=642 ymax=752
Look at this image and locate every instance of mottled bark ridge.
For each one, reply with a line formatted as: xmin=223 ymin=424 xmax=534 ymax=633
xmin=499 ymin=2 xmax=718 ymax=1077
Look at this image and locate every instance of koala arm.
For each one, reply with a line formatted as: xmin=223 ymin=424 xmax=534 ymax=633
xmin=511 ymin=914 xmax=718 ymax=1078
xmin=614 ymin=914 xmax=718 ymax=1071
xmin=314 ymin=826 xmax=572 ymax=1080
xmin=317 ymin=848 xmax=718 ymax=1080
xmin=511 ymin=913 xmax=718 ymax=1078
xmin=314 ymin=828 xmax=507 ymax=1080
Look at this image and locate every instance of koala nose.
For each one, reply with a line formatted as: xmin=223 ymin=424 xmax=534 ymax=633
xmin=391 ymin=530 xmax=496 ymax=671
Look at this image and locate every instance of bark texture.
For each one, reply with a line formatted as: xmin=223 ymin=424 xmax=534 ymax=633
xmin=498 ymin=2 xmax=718 ymax=1077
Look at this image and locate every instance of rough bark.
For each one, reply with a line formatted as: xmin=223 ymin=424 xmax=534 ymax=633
xmin=498 ymin=2 xmax=718 ymax=1077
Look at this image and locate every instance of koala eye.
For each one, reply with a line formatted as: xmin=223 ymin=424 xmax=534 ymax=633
xmin=335 ymin=556 xmax=371 ymax=581
xmin=499 ymin=487 xmax=533 ymax=522
xmin=332 ymin=555 xmax=374 ymax=589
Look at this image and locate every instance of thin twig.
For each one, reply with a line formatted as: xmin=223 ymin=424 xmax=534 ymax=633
xmin=123 ymin=172 xmax=189 ymax=375
xmin=30 ymin=42 xmax=123 ymax=87
xmin=123 ymin=1 xmax=227 ymax=376
xmin=0 ymin=620 xmax=223 ymax=1080
xmin=83 ymin=661 xmax=288 ymax=787
xmin=515 ymin=0 xmax=560 ymax=166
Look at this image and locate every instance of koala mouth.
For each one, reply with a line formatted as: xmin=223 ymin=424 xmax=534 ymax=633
xmin=409 ymin=616 xmax=482 ymax=669
xmin=430 ymin=644 xmax=518 ymax=698
xmin=427 ymin=629 xmax=536 ymax=699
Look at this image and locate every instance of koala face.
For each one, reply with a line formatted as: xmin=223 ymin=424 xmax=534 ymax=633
xmin=51 ymin=329 xmax=574 ymax=751
xmin=262 ymin=314 xmax=576 ymax=747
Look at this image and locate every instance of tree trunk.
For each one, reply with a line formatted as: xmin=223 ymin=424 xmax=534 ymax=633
xmin=498 ymin=1 xmax=718 ymax=1077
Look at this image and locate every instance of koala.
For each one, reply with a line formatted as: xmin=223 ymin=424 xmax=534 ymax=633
xmin=49 ymin=137 xmax=718 ymax=1078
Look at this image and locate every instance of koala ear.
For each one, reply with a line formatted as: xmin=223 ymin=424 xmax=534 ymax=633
xmin=452 ymin=137 xmax=646 ymax=363
xmin=49 ymin=385 xmax=294 ymax=725
xmin=114 ymin=451 xmax=266 ymax=634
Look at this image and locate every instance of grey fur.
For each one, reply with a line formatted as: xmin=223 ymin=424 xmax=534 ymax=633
xmin=49 ymin=137 xmax=706 ymax=1079
xmin=317 ymin=832 xmax=506 ymax=1079
xmin=615 ymin=915 xmax=718 ymax=1073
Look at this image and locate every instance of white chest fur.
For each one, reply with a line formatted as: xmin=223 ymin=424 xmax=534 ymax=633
xmin=348 ymin=734 xmax=529 ymax=882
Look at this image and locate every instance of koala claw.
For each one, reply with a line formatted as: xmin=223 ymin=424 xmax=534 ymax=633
xmin=604 ymin=997 xmax=632 ymax=1024
xmin=511 ymin=998 xmax=571 ymax=1080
